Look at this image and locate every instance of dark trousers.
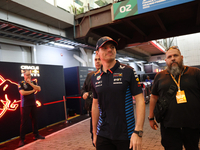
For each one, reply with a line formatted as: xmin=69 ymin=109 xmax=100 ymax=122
xmin=96 ymin=135 xmax=131 ymax=150
xmin=20 ymin=106 xmax=39 ymax=140
xmin=161 ymin=124 xmax=199 ymax=150
xmin=89 ymin=111 xmax=94 ymax=144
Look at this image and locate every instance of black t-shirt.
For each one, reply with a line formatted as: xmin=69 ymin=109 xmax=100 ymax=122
xmin=81 ymin=71 xmax=95 ymax=97
xmin=152 ymin=66 xmax=200 ymax=128
xmin=18 ymin=81 xmax=36 ymax=107
xmin=91 ymin=61 xmax=142 ymax=140
xmin=81 ymin=71 xmax=95 ymax=111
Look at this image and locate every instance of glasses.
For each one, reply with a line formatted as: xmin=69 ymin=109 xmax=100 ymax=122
xmin=167 ymin=46 xmax=179 ymax=51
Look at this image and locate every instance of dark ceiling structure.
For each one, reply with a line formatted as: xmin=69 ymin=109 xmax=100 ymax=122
xmin=0 ymin=0 xmax=199 ymax=60
xmin=0 ymin=20 xmax=87 ymax=48
xmin=74 ymin=0 xmax=200 ymax=57
xmin=0 ymin=0 xmax=93 ymax=50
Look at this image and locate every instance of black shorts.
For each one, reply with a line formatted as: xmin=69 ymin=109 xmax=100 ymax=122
xmin=96 ymin=135 xmax=131 ymax=150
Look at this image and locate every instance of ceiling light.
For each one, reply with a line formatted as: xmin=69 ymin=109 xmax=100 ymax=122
xmin=49 ymin=42 xmax=74 ymax=49
xmin=54 ymin=43 xmax=74 ymax=49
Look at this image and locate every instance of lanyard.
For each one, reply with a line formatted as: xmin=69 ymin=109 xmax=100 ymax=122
xmin=170 ymin=67 xmax=186 ymax=92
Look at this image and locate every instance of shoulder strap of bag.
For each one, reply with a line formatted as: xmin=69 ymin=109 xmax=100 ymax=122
xmin=163 ymin=85 xmax=177 ymax=104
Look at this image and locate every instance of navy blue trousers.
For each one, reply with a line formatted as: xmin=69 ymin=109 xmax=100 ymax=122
xmin=20 ymin=106 xmax=39 ymax=140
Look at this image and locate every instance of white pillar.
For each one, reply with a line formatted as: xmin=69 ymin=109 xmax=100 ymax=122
xmin=31 ymin=46 xmax=37 ymax=64
xmin=136 ymin=62 xmax=144 ymax=72
xmin=73 ymin=54 xmax=87 ymax=66
xmin=54 ymin=0 xmax=57 ymax=7
xmin=79 ymin=47 xmax=88 ymax=66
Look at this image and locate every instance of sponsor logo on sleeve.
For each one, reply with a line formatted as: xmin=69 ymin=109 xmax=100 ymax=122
xmin=119 ymin=65 xmax=125 ymax=69
xmin=133 ymin=69 xmax=138 ymax=78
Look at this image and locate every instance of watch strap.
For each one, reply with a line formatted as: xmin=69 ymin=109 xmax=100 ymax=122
xmin=133 ymin=130 xmax=143 ymax=137
xmin=148 ymin=116 xmax=154 ymax=120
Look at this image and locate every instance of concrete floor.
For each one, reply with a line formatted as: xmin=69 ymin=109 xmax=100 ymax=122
xmin=15 ymin=104 xmax=166 ymax=150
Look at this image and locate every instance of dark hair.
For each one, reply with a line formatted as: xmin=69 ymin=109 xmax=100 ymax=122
xmin=24 ymin=69 xmax=30 ymax=75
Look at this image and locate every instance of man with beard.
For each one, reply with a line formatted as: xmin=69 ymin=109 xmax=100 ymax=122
xmin=148 ymin=46 xmax=200 ymax=150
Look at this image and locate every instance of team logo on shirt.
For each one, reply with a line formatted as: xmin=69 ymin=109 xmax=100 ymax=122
xmin=23 ymin=83 xmax=28 ymax=89
xmin=97 ymin=75 xmax=101 ymax=80
xmin=113 ymin=73 xmax=123 ymax=77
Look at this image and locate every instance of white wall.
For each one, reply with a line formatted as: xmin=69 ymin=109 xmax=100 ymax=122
xmin=12 ymin=0 xmax=74 ymax=25
xmin=148 ymin=33 xmax=200 ymax=67
xmin=176 ymin=33 xmax=200 ymax=66
xmin=36 ymin=45 xmax=81 ymax=68
xmin=0 ymin=42 xmax=31 ymax=63
xmin=0 ymin=38 xmax=95 ymax=69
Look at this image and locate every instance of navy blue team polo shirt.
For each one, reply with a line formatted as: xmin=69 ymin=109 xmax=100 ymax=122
xmin=18 ymin=81 xmax=36 ymax=107
xmin=91 ymin=60 xmax=142 ymax=140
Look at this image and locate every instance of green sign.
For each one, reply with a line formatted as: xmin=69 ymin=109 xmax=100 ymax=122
xmin=75 ymin=0 xmax=83 ymax=6
xmin=113 ymin=0 xmax=138 ymax=21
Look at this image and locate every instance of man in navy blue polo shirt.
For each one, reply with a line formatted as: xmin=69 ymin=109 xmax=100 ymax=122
xmin=91 ymin=36 xmax=145 ymax=150
xmin=18 ymin=70 xmax=45 ymax=147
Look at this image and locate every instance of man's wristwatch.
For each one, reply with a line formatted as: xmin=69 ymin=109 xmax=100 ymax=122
xmin=133 ymin=130 xmax=143 ymax=137
xmin=148 ymin=116 xmax=154 ymax=121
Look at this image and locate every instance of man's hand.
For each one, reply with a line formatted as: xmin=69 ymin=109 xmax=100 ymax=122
xmin=83 ymin=92 xmax=89 ymax=100
xmin=149 ymin=120 xmax=158 ymax=130
xmin=26 ymin=80 xmax=41 ymax=92
xmin=93 ymin=134 xmax=97 ymax=147
xmin=26 ymin=78 xmax=31 ymax=84
xmin=129 ymin=133 xmax=142 ymax=150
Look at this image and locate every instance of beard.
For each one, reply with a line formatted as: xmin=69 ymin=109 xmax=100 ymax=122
xmin=168 ymin=60 xmax=183 ymax=76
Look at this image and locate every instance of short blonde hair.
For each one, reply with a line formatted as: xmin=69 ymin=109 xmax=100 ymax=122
xmin=167 ymin=46 xmax=181 ymax=53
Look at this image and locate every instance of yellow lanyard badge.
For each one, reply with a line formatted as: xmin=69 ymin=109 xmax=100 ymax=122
xmin=170 ymin=67 xmax=187 ymax=104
